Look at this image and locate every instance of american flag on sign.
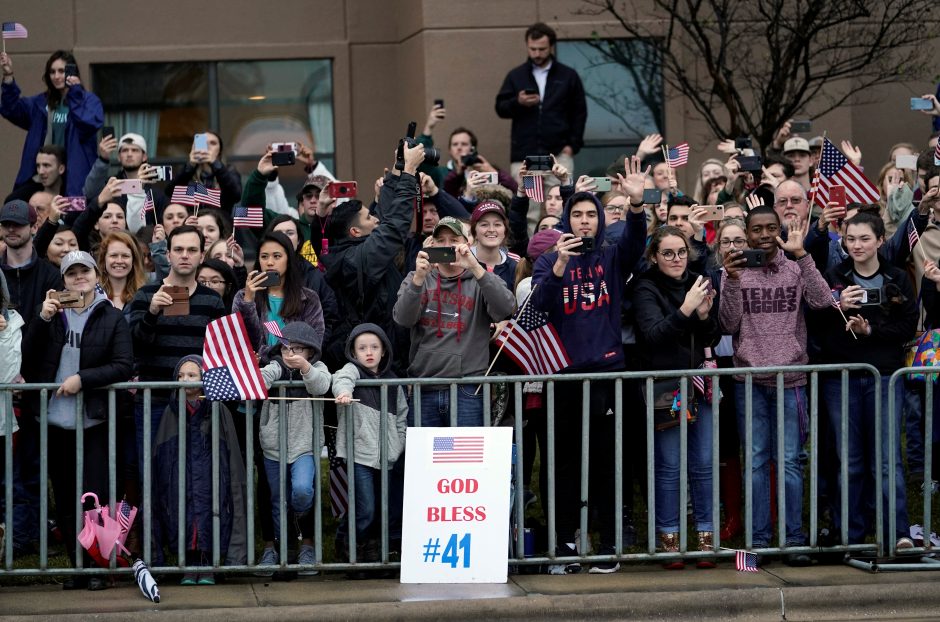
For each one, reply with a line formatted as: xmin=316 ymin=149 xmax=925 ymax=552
xmin=1 ymin=23 xmax=28 ymax=39
xmin=171 ymin=183 xmax=221 ymax=208
xmin=908 ymin=217 xmax=921 ymax=252
xmin=666 ymin=142 xmax=690 ymax=167
xmin=523 ymin=175 xmax=544 ymax=202
xmin=202 ymin=313 xmax=268 ymax=401
xmin=495 ymin=291 xmax=571 ymax=376
xmin=432 ymin=436 xmax=484 ymax=464
xmin=232 ymin=206 xmax=264 ymax=228
xmin=735 ymin=550 xmax=759 ymax=572
xmin=811 ymin=138 xmax=880 ymax=209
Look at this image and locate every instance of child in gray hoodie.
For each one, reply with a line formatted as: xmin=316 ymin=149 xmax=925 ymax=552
xmin=332 ymin=323 xmax=408 ymax=560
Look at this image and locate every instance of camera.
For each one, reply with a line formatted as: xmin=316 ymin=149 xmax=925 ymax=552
xmin=396 ymin=121 xmax=440 ymax=171
xmin=461 ymin=152 xmax=482 ymax=168
xmin=525 ymin=155 xmax=553 ymax=171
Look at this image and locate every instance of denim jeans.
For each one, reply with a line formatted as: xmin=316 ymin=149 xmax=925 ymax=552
xmin=408 ymin=385 xmax=484 ymax=427
xmin=735 ymin=383 xmax=806 ymax=547
xmin=353 ymin=463 xmax=379 ymax=539
xmin=822 ymin=375 xmax=909 ymax=543
xmin=263 ymin=454 xmax=316 ymax=536
xmin=654 ymin=402 xmax=714 ymax=533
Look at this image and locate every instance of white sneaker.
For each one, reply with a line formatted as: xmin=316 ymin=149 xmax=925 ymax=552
xmin=254 ymin=546 xmax=278 ymax=577
xmin=547 ymin=543 xmax=581 ymax=575
xmin=297 ymin=544 xmax=319 ymax=576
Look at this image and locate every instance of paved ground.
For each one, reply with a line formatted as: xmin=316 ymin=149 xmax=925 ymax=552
xmin=2 ymin=561 xmax=940 ymax=621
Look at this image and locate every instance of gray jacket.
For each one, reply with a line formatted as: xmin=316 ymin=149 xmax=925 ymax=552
xmin=259 ymin=360 xmax=331 ymax=463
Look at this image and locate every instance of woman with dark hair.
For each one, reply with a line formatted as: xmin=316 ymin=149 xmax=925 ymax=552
xmin=166 ymin=130 xmax=242 ymax=210
xmin=233 ymin=232 xmax=325 ymax=356
xmin=0 ymin=50 xmax=103 ymax=197
xmin=197 ymin=259 xmax=238 ymax=313
xmin=196 ymin=208 xmax=230 ymax=253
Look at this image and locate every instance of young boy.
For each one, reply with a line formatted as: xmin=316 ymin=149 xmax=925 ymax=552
xmin=257 ymin=322 xmax=331 ymax=576
xmin=152 ymin=355 xmax=247 ymax=585
xmin=332 ymin=323 xmax=409 ymax=562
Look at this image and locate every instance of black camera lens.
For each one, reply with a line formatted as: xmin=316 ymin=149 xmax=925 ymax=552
xmin=424 ymin=146 xmax=441 ymax=166
xmin=461 ymin=153 xmax=481 ymax=168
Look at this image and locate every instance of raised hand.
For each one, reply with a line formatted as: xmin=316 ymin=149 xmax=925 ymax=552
xmin=615 ymin=155 xmax=650 ymax=205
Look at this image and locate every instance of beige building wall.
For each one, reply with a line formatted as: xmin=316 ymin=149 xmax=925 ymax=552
xmin=1 ymin=0 xmax=936 ymax=200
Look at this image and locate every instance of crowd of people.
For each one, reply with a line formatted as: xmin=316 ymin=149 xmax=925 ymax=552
xmin=1 ymin=21 xmax=939 ymax=587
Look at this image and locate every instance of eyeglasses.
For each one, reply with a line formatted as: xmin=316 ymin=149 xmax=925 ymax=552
xmin=719 ymin=238 xmax=748 ymax=248
xmin=198 ymin=279 xmax=225 ymax=287
xmin=286 ymin=346 xmax=310 ymax=355
xmin=775 ymin=196 xmax=805 ymax=206
xmin=604 ymin=205 xmax=625 ymax=213
xmin=657 ymin=248 xmax=689 ymax=261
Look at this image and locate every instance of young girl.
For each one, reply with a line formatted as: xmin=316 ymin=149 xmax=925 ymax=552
xmin=469 ymin=201 xmax=517 ymax=291
xmin=257 ymin=322 xmax=331 ymax=574
xmin=332 ymin=323 xmax=408 ymax=562
xmin=152 ymin=355 xmax=247 ymax=585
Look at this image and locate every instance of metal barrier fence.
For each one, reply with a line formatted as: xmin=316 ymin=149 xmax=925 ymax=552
xmin=0 ymin=362 xmax=935 ymax=578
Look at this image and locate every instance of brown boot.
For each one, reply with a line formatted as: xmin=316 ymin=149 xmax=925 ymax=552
xmin=660 ymin=533 xmax=684 ymax=570
xmin=696 ymin=531 xmax=717 ymax=569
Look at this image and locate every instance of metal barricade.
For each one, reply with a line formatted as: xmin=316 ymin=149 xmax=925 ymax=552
xmin=0 ymin=361 xmax=929 ymax=578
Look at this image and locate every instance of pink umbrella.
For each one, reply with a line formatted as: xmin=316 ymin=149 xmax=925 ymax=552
xmin=77 ymin=493 xmax=129 ymax=567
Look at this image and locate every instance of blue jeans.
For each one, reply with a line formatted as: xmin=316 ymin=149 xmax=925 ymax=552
xmin=822 ymin=376 xmax=909 ymax=543
xmin=408 ymin=385 xmax=484 ymax=427
xmin=654 ymin=403 xmax=714 ymax=533
xmin=263 ymin=454 xmax=316 ymax=536
xmin=735 ymin=383 xmax=806 ymax=547
xmin=353 ymin=463 xmax=378 ymax=539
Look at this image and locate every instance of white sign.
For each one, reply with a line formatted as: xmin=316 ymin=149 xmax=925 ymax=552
xmin=400 ymin=427 xmax=512 ymax=583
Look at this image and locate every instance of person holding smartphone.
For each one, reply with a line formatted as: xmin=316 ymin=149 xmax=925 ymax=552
xmin=166 ymin=130 xmax=242 ymax=210
xmin=233 ymin=231 xmax=324 ymax=355
xmin=814 ymin=211 xmax=916 ymax=550
xmin=0 ymin=51 xmax=103 ymax=198
xmin=719 ymin=206 xmax=833 ymax=566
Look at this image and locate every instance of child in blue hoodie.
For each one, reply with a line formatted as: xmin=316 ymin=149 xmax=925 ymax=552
xmin=530 ymin=156 xmax=648 ymax=573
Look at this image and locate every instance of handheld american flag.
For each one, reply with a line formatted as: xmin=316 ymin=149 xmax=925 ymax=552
xmin=1 ymin=23 xmax=27 ymax=39
xmin=233 ymin=206 xmax=264 ymax=228
xmin=494 ymin=290 xmax=571 ymax=376
xmin=263 ymin=320 xmax=283 ymax=338
xmin=202 ymin=313 xmax=268 ymax=401
xmin=171 ymin=183 xmax=220 ymax=208
xmin=143 ymin=189 xmax=155 ymax=213
xmin=735 ymin=550 xmax=759 ymax=572
xmin=523 ymin=175 xmax=544 ymax=202
xmin=934 ymin=140 xmax=940 ymax=166
xmin=909 ymin=217 xmax=921 ymax=252
xmin=666 ymin=142 xmax=689 ymax=167
xmin=811 ymin=138 xmax=880 ymax=209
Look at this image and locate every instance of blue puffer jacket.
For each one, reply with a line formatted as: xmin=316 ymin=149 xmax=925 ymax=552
xmin=0 ymin=80 xmax=103 ymax=196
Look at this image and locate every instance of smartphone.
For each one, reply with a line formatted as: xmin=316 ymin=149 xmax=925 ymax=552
xmin=859 ymin=287 xmax=882 ymax=305
xmin=151 ymin=165 xmax=173 ymax=182
xmin=524 ymin=155 xmax=552 ymax=171
xmin=734 ymin=136 xmax=752 ymax=150
xmin=163 ymin=286 xmax=190 ymax=316
xmin=51 ymin=290 xmax=84 ymax=309
xmin=434 ymin=99 xmax=444 ymax=109
xmin=642 ymin=188 xmax=663 ymax=204
xmin=271 ymin=142 xmax=297 ymax=153
xmin=740 ymin=249 xmax=766 ymax=268
xmin=62 ymin=197 xmax=86 ymax=212
xmin=115 ymin=179 xmax=143 ymax=195
xmin=329 ymin=181 xmax=358 ymax=199
xmin=263 ymin=271 xmax=281 ymax=287
xmin=896 ymin=154 xmax=918 ymax=171
xmin=737 ymin=156 xmax=763 ymax=172
xmin=579 ymin=237 xmax=595 ymax=252
xmin=425 ymin=246 xmax=457 ymax=264
xmin=64 ymin=63 xmax=78 ymax=78
xmin=271 ymin=151 xmax=296 ymax=166
xmin=478 ymin=172 xmax=499 ymax=185
xmin=790 ymin=120 xmax=812 ymax=133
xmin=911 ymin=97 xmax=934 ymax=111
xmin=698 ymin=204 xmax=724 ymax=221
xmin=101 ymin=126 xmax=115 ymax=140
xmin=524 ymin=88 xmax=538 ymax=95
xmin=193 ymin=133 xmax=209 ymax=152
xmin=829 ymin=185 xmax=846 ymax=208
xmin=592 ymin=177 xmax=612 ymax=192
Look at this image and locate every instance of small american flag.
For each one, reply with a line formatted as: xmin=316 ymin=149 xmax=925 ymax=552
xmin=735 ymin=550 xmax=759 ymax=572
xmin=523 ymin=175 xmax=544 ymax=202
xmin=117 ymin=499 xmax=133 ymax=533
xmin=830 ymin=290 xmax=843 ymax=311
xmin=432 ymin=436 xmax=484 ymax=464
xmin=495 ymin=291 xmax=571 ymax=376
xmin=811 ymin=138 xmax=880 ymax=209
xmin=202 ymin=313 xmax=268 ymax=401
xmin=233 ymin=206 xmax=263 ymax=228
xmin=171 ymin=183 xmax=220 ymax=208
xmin=934 ymin=140 xmax=940 ymax=166
xmin=908 ymin=217 xmax=921 ymax=252
xmin=667 ymin=142 xmax=690 ymax=167
xmin=263 ymin=320 xmax=283 ymax=338
xmin=1 ymin=22 xmax=27 ymax=39
xmin=143 ymin=189 xmax=155 ymax=213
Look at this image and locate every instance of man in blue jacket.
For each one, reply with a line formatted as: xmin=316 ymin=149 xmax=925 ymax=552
xmin=531 ymin=156 xmax=648 ymax=574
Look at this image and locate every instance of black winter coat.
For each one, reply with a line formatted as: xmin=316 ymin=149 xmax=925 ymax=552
xmin=22 ymin=300 xmax=134 ymax=420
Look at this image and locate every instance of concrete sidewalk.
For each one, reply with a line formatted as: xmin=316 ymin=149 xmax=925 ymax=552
xmin=2 ymin=562 xmax=940 ymax=621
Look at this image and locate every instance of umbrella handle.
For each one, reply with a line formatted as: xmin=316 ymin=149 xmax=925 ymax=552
xmin=80 ymin=492 xmax=100 ymax=508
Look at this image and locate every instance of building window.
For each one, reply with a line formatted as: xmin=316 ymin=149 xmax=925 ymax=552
xmin=92 ymin=59 xmax=334 ymax=199
xmin=556 ymin=39 xmax=663 ymax=175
